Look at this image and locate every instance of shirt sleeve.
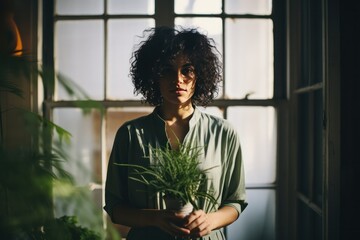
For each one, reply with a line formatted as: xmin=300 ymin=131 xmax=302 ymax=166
xmin=103 ymin=125 xmax=130 ymax=222
xmin=220 ymin=126 xmax=248 ymax=216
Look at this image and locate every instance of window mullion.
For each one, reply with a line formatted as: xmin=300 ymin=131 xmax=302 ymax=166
xmin=155 ymin=0 xmax=174 ymax=27
xmin=42 ymin=0 xmax=55 ymax=102
xmin=272 ymin=0 xmax=286 ymax=100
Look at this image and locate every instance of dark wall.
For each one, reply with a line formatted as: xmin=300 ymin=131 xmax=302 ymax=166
xmin=0 ymin=0 xmax=37 ymax=149
xmin=339 ymin=0 xmax=360 ymax=238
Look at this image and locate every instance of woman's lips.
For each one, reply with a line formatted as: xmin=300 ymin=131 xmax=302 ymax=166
xmin=172 ymin=88 xmax=187 ymax=93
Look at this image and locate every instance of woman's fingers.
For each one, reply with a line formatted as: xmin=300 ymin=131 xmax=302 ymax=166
xmin=184 ymin=210 xmax=213 ymax=237
xmin=156 ymin=210 xmax=190 ymax=237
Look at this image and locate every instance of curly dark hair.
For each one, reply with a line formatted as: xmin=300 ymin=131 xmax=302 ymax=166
xmin=130 ymin=26 xmax=222 ymax=106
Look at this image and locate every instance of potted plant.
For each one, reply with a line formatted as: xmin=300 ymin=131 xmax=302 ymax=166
xmin=117 ymin=143 xmax=218 ymax=215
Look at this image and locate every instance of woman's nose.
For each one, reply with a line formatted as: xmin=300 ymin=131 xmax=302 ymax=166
xmin=167 ymin=70 xmax=184 ymax=84
xmin=176 ymin=70 xmax=185 ymax=84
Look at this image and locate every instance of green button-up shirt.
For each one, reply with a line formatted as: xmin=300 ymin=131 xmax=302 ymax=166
xmin=104 ymin=106 xmax=247 ymax=240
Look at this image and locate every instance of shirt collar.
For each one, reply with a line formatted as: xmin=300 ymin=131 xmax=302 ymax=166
xmin=189 ymin=106 xmax=200 ymax=128
xmin=152 ymin=105 xmax=201 ymax=129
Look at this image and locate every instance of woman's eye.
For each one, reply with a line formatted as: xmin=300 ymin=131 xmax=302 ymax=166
xmin=181 ymin=67 xmax=195 ymax=77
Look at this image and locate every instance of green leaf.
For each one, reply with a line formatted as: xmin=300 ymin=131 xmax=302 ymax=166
xmin=116 ymin=143 xmax=219 ymax=211
xmin=56 ymin=72 xmax=91 ymax=100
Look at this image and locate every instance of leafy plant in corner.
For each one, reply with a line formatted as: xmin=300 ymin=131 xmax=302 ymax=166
xmin=42 ymin=215 xmax=101 ymax=240
xmin=0 ymin=52 xmax=107 ymax=238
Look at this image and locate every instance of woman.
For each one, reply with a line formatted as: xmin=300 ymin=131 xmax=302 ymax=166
xmin=104 ymin=26 xmax=247 ymax=240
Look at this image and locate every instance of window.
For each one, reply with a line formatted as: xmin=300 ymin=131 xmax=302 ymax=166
xmin=43 ymin=0 xmax=285 ymax=239
xmin=292 ymin=0 xmax=325 ymax=239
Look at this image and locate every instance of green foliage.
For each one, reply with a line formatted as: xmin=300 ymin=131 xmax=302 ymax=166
xmin=0 ymin=54 xmax=109 ymax=239
xmin=0 ymin=115 xmax=74 ymax=231
xmin=117 ymin=143 xmax=218 ymax=211
xmin=42 ymin=216 xmax=101 ymax=240
xmin=0 ymin=215 xmax=101 ymax=240
xmin=52 ymin=180 xmax=109 ymax=240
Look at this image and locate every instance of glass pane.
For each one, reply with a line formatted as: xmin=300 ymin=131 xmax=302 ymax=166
xmin=105 ymin=107 xmax=154 ymax=160
xmin=298 ymin=200 xmax=323 ymax=240
xmin=55 ymin=20 xmax=104 ymax=100
xmin=225 ymin=19 xmax=273 ymax=99
xmin=227 ymin=189 xmax=276 ymax=240
xmin=52 ymin=109 xmax=103 ymax=236
xmin=300 ymin=0 xmax=323 ymax=87
xmin=300 ymin=0 xmax=310 ymax=87
xmin=175 ymin=17 xmax=223 ymax=97
xmin=56 ymin=0 xmax=104 ymax=15
xmin=313 ymin=90 xmax=323 ymax=206
xmin=108 ymin=0 xmax=155 ymax=14
xmin=175 ymin=0 xmax=221 ymax=14
xmin=227 ymin=107 xmax=276 ymax=184
xmin=297 ymin=93 xmax=310 ymax=195
xmin=310 ymin=0 xmax=323 ymax=84
xmin=225 ymin=0 xmax=272 ymax=15
xmin=53 ymin=108 xmax=102 ymax=185
xmin=175 ymin=18 xmax=222 ymax=54
xmin=107 ymin=19 xmax=155 ymax=100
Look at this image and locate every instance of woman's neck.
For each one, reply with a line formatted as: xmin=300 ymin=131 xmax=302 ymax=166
xmin=159 ymin=102 xmax=194 ymax=123
xmin=158 ymin=102 xmax=194 ymax=150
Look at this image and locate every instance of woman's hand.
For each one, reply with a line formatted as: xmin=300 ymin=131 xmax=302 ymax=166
xmin=112 ymin=204 xmax=238 ymax=237
xmin=154 ymin=210 xmax=191 ymax=237
xmin=183 ymin=206 xmax=239 ymax=238
xmin=183 ymin=210 xmax=214 ymax=237
xmin=112 ymin=204 xmax=191 ymax=237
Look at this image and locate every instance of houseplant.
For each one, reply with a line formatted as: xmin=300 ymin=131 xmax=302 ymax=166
xmin=0 ymin=7 xmax=117 ymax=237
xmin=117 ymin=143 xmax=218 ymax=215
xmin=0 ymin=53 xmax=108 ymax=238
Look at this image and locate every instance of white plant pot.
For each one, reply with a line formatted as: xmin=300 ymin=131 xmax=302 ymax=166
xmin=164 ymin=197 xmax=194 ymax=216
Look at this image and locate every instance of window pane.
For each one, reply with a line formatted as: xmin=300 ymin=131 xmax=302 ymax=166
xmin=53 ymin=109 xmax=102 ymax=185
xmin=298 ymin=200 xmax=323 ymax=240
xmin=175 ymin=0 xmax=221 ymax=14
xmin=225 ymin=19 xmax=273 ymax=99
xmin=310 ymin=0 xmax=323 ymax=84
xmin=299 ymin=0 xmax=323 ymax=87
xmin=175 ymin=18 xmax=222 ymax=53
xmin=228 ymin=107 xmax=276 ymax=184
xmin=108 ymin=0 xmax=155 ymax=14
xmin=227 ymin=189 xmax=276 ymax=240
xmin=55 ymin=20 xmax=104 ymax=100
xmin=225 ymin=0 xmax=272 ymax=15
xmin=107 ymin=19 xmax=155 ymax=100
xmin=56 ymin=0 xmax=104 ymax=15
xmin=297 ymin=93 xmax=310 ymax=195
xmin=297 ymin=90 xmax=323 ymax=206
xmin=313 ymin=90 xmax=323 ymax=206
xmin=52 ymin=109 xmax=103 ymax=237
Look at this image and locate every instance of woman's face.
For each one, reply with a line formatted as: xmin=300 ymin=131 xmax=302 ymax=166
xmin=158 ymin=55 xmax=196 ymax=106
